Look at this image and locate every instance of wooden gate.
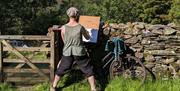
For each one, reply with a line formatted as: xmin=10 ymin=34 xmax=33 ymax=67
xmin=0 ymin=32 xmax=57 ymax=86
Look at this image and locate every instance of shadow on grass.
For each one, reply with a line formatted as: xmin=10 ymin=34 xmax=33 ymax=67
xmin=56 ymin=68 xmax=109 ymax=91
xmin=56 ymin=69 xmax=85 ymax=90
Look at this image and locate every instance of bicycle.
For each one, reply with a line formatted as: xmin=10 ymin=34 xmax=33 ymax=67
xmin=102 ymin=37 xmax=156 ymax=85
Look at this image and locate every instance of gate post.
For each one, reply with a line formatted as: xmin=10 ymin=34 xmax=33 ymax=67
xmin=0 ymin=41 xmax=3 ymax=82
xmin=50 ymin=31 xmax=55 ymax=81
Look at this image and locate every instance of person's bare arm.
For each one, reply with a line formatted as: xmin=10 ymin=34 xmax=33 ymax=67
xmin=81 ymin=27 xmax=90 ymax=40
xmin=60 ymin=26 xmax=65 ymax=42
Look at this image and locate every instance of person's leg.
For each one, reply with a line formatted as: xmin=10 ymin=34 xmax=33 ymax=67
xmin=52 ymin=56 xmax=73 ymax=89
xmin=52 ymin=75 xmax=60 ymax=88
xmin=74 ymin=56 xmax=96 ymax=91
xmin=87 ymin=75 xmax=96 ymax=91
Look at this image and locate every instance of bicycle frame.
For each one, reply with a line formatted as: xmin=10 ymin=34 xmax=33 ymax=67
xmin=102 ymin=52 xmax=114 ymax=68
xmin=102 ymin=51 xmax=122 ymax=69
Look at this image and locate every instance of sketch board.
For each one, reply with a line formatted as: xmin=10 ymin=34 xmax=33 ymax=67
xmin=79 ymin=16 xmax=100 ymax=43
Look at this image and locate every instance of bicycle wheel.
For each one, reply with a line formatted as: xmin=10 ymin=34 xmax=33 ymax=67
xmin=109 ymin=58 xmax=123 ymax=80
xmin=109 ymin=55 xmax=147 ymax=85
xmin=145 ymin=66 xmax=156 ymax=82
xmin=123 ymin=55 xmax=147 ymax=84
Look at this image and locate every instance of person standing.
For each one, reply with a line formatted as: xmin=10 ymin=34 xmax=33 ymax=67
xmin=51 ymin=7 xmax=97 ymax=91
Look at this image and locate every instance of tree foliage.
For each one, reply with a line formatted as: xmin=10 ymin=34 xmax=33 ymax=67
xmin=0 ymin=0 xmax=179 ymax=35
xmin=139 ymin=0 xmax=172 ymax=24
xmin=169 ymin=0 xmax=180 ymax=25
xmin=0 ymin=0 xmax=59 ymax=35
xmin=99 ymin=0 xmax=145 ymax=23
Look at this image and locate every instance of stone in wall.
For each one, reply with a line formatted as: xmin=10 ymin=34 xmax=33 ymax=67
xmin=103 ymin=22 xmax=180 ymax=79
xmin=163 ymin=27 xmax=177 ymax=35
xmin=125 ymin=36 xmax=139 ymax=44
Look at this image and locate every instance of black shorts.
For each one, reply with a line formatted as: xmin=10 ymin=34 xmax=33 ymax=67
xmin=56 ymin=55 xmax=94 ymax=77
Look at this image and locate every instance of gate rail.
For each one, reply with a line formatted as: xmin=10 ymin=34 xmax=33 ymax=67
xmin=0 ymin=32 xmax=56 ymax=85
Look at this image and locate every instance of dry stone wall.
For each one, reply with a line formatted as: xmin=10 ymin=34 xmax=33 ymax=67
xmin=103 ymin=22 xmax=180 ymax=79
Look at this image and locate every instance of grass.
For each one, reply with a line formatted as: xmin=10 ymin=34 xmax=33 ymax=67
xmin=1 ymin=49 xmax=179 ymax=91
xmin=32 ymin=82 xmax=50 ymax=91
xmin=31 ymin=71 xmax=93 ymax=91
xmin=105 ymin=77 xmax=180 ymax=91
xmin=0 ymin=83 xmax=16 ymax=91
xmin=5 ymin=51 xmax=47 ymax=60
xmin=54 ymin=70 xmax=98 ymax=91
xmin=1 ymin=76 xmax=180 ymax=91
xmin=30 ymin=81 xmax=90 ymax=91
xmin=12 ymin=70 xmax=99 ymax=91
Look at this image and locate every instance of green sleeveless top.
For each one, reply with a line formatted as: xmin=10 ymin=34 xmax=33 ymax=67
xmin=63 ymin=24 xmax=86 ymax=56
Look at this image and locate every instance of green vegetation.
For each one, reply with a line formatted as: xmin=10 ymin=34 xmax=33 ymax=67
xmin=32 ymin=71 xmax=101 ymax=91
xmin=5 ymin=51 xmax=47 ymax=60
xmin=0 ymin=0 xmax=59 ymax=35
xmin=0 ymin=0 xmax=179 ymax=35
xmin=0 ymin=0 xmax=180 ymax=91
xmin=169 ymin=0 xmax=180 ymax=25
xmin=0 ymin=83 xmax=16 ymax=91
xmin=32 ymin=82 xmax=50 ymax=91
xmin=32 ymin=80 xmax=91 ymax=91
xmin=105 ymin=77 xmax=180 ymax=91
xmin=1 ymin=76 xmax=180 ymax=91
xmin=139 ymin=0 xmax=172 ymax=24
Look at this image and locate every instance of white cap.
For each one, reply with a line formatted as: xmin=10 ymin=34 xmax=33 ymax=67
xmin=66 ymin=7 xmax=79 ymax=18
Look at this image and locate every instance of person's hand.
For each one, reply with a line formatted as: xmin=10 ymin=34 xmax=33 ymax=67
xmin=102 ymin=22 xmax=110 ymax=29
xmin=52 ymin=25 xmax=60 ymax=31
xmin=47 ymin=25 xmax=61 ymax=36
